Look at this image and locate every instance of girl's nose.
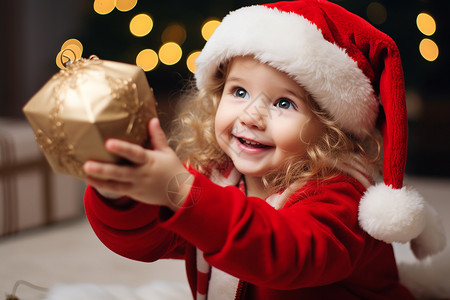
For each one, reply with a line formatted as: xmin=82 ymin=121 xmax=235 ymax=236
xmin=239 ymin=95 xmax=269 ymax=129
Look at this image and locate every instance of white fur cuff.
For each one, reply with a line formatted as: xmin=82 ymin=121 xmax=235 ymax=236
xmin=410 ymin=202 xmax=446 ymax=259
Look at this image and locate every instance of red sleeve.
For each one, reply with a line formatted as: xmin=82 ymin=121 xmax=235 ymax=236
xmin=84 ymin=186 xmax=186 ymax=262
xmin=159 ymin=171 xmax=370 ymax=289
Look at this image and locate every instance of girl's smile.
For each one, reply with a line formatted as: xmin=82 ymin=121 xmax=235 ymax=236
xmin=235 ymin=135 xmax=273 ymax=154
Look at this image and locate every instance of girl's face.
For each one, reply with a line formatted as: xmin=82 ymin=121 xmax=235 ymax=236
xmin=215 ymin=56 xmax=322 ymax=178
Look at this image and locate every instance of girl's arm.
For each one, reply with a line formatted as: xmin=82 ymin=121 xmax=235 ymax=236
xmin=84 ymin=183 xmax=187 ymax=262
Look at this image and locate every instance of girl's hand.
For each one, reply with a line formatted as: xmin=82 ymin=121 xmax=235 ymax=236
xmin=83 ymin=118 xmax=193 ymax=211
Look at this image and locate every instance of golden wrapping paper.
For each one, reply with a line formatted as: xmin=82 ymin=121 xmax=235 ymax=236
xmin=23 ymin=56 xmax=157 ymax=179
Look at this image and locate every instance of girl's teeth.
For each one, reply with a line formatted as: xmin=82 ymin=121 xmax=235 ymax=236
xmin=245 ymin=140 xmax=257 ymax=145
xmin=238 ymin=137 xmax=268 ymax=148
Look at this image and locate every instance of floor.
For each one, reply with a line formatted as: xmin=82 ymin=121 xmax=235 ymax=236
xmin=0 ymin=218 xmax=189 ymax=299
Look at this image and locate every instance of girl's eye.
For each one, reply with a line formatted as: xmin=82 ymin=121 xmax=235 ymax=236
xmin=275 ymin=98 xmax=296 ymax=110
xmin=233 ymin=87 xmax=249 ymax=99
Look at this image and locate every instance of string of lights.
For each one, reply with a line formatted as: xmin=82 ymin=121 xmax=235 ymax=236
xmin=57 ymin=0 xmax=440 ymax=74
xmin=56 ymin=0 xmax=221 ymax=73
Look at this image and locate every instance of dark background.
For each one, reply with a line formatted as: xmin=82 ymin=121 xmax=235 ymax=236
xmin=1 ymin=0 xmax=449 ymax=177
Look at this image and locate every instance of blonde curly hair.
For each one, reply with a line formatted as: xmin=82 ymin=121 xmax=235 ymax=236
xmin=169 ymin=59 xmax=382 ymax=193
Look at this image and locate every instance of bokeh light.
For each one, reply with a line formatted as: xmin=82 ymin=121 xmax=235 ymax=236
xmin=56 ymin=50 xmax=73 ymax=70
xmin=56 ymin=38 xmax=84 ymax=69
xmin=419 ymin=38 xmax=439 ymax=62
xmin=186 ymin=51 xmax=201 ymax=73
xmin=201 ymin=19 xmax=221 ymax=41
xmin=417 ymin=13 xmax=436 ymax=36
xmin=136 ymin=49 xmax=159 ymax=71
xmin=116 ymin=0 xmax=138 ymax=12
xmin=366 ymin=2 xmax=387 ymax=25
xmin=61 ymin=38 xmax=83 ymax=59
xmin=159 ymin=42 xmax=182 ymax=65
xmin=130 ymin=13 xmax=153 ymax=37
xmin=93 ymin=0 xmax=116 ymax=15
xmin=162 ymin=23 xmax=187 ymax=45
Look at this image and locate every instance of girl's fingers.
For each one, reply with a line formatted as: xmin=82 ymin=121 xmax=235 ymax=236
xmin=102 ymin=118 xmax=167 ymax=165
xmin=84 ymin=161 xmax=134 ymax=182
xmin=148 ymin=118 xmax=169 ymax=151
xmin=105 ymin=139 xmax=148 ymax=165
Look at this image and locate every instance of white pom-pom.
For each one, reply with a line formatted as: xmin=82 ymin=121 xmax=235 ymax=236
xmin=359 ymin=183 xmax=426 ymax=243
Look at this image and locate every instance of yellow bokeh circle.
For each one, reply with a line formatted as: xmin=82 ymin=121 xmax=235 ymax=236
xmin=94 ymin=0 xmax=115 ymax=15
xmin=116 ymin=0 xmax=138 ymax=12
xmin=159 ymin=42 xmax=182 ymax=65
xmin=201 ymin=19 xmax=221 ymax=41
xmin=56 ymin=50 xmax=72 ymax=70
xmin=130 ymin=14 xmax=153 ymax=37
xmin=419 ymin=38 xmax=439 ymax=62
xmin=56 ymin=38 xmax=84 ymax=69
xmin=136 ymin=49 xmax=159 ymax=72
xmin=417 ymin=13 xmax=436 ymax=36
xmin=61 ymin=39 xmax=83 ymax=59
xmin=186 ymin=51 xmax=201 ymax=73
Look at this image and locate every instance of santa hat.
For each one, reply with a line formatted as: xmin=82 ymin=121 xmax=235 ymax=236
xmin=195 ymin=0 xmax=445 ymax=258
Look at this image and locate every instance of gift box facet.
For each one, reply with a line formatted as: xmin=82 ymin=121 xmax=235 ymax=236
xmin=23 ymin=56 xmax=157 ymax=178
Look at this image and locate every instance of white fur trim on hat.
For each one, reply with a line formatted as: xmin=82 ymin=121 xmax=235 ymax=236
xmin=359 ymin=183 xmax=426 ymax=244
xmin=195 ymin=5 xmax=379 ymax=138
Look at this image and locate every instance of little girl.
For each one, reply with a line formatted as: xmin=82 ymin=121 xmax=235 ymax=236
xmin=83 ymin=0 xmax=445 ymax=299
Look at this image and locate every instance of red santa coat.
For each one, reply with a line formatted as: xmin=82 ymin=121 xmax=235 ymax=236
xmin=84 ymin=169 xmax=414 ymax=299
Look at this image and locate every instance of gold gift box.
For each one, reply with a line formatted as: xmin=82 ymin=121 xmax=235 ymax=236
xmin=23 ymin=56 xmax=157 ymax=179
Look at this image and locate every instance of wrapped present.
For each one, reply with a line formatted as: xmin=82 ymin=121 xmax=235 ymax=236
xmin=23 ymin=56 xmax=157 ymax=179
